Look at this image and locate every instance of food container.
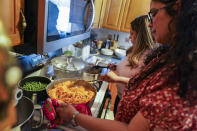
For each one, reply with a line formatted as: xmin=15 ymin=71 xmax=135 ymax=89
xmin=18 ymin=76 xmax=51 ymax=104
xmin=114 ymin=48 xmax=126 ymax=59
xmin=14 ymin=87 xmax=23 ymax=106
xmin=101 ymin=48 xmax=113 ymax=56
xmin=82 ymin=66 xmax=102 ymax=82
xmin=12 ymin=97 xmax=43 ymax=130
xmin=46 ymin=78 xmax=97 ymax=115
xmin=11 ymin=97 xmax=36 ymax=131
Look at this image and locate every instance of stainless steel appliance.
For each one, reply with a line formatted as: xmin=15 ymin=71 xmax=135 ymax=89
xmin=14 ymin=0 xmax=95 ymax=55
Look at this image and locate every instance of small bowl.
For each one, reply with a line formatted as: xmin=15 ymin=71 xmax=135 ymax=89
xmin=101 ymin=48 xmax=113 ymax=56
xmin=115 ymin=48 xmax=126 ymax=58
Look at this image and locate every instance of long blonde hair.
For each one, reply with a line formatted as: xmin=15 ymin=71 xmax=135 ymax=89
xmin=127 ymin=15 xmax=154 ymax=67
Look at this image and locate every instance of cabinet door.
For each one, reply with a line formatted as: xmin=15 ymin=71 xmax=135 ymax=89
xmin=0 ymin=0 xmax=24 ymax=46
xmin=120 ymin=0 xmax=151 ymax=32
xmin=102 ymin=0 xmax=126 ymax=30
xmin=93 ymin=0 xmax=103 ymax=28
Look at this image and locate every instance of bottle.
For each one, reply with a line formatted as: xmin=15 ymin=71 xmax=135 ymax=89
xmin=105 ymin=40 xmax=110 ymax=49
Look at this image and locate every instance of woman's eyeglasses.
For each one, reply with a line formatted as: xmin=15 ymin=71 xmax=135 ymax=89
xmin=148 ymin=3 xmax=173 ymax=23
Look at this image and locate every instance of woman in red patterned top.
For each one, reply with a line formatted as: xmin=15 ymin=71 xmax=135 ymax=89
xmin=116 ymin=0 xmax=197 ymax=130
xmin=56 ymin=0 xmax=197 ymax=130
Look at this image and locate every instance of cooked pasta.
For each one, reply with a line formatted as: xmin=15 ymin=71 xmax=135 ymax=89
xmin=48 ymin=80 xmax=95 ymax=104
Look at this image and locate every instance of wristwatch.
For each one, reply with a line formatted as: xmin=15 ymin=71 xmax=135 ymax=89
xmin=71 ymin=111 xmax=80 ymax=126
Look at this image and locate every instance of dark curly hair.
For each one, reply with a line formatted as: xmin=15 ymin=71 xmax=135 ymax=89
xmin=130 ymin=0 xmax=197 ymax=98
xmin=172 ymin=0 xmax=197 ymax=97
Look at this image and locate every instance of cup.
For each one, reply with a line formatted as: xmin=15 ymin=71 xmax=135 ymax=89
xmin=14 ymin=88 xmax=23 ymax=106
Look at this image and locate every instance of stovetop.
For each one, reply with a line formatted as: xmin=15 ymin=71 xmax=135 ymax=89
xmin=30 ymin=81 xmax=108 ymax=131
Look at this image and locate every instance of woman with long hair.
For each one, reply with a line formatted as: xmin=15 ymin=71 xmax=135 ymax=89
xmin=101 ymin=15 xmax=155 ymax=115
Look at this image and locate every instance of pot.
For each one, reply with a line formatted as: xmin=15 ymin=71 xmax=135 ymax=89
xmin=18 ymin=76 xmax=51 ymax=104
xmin=12 ymin=97 xmax=34 ymax=131
xmin=11 ymin=97 xmax=43 ymax=131
xmin=14 ymin=87 xmax=23 ymax=106
xmin=82 ymin=66 xmax=103 ymax=82
xmin=50 ymin=55 xmax=88 ymax=79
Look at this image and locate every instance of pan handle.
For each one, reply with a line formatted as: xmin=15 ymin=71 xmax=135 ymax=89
xmin=32 ymin=104 xmax=44 ymax=128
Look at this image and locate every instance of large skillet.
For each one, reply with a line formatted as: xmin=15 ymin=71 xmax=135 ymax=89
xmin=46 ymin=78 xmax=97 ymax=105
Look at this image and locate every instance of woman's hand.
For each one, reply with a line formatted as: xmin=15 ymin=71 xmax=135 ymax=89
xmin=56 ymin=101 xmax=77 ymax=122
xmin=108 ymin=63 xmax=117 ymax=71
xmin=99 ymin=71 xmax=119 ymax=83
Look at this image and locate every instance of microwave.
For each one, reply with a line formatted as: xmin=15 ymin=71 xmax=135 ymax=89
xmin=14 ymin=0 xmax=95 ymax=55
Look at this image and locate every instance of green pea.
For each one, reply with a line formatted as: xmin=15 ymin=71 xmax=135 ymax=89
xmin=21 ymin=81 xmax=48 ymax=91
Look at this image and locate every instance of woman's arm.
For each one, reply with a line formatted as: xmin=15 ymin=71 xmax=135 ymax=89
xmin=128 ymin=111 xmax=150 ymax=131
xmin=56 ymin=102 xmax=128 ymax=131
xmin=100 ymin=71 xmax=130 ymax=84
xmin=77 ymin=111 xmax=149 ymax=131
xmin=57 ymin=103 xmax=149 ymax=131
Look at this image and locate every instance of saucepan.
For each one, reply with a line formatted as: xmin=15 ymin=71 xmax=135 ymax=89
xmin=82 ymin=64 xmax=108 ymax=82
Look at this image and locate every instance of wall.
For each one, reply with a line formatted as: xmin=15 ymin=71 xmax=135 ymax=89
xmin=62 ymin=28 xmax=132 ymax=57
xmin=91 ymin=28 xmax=132 ymax=49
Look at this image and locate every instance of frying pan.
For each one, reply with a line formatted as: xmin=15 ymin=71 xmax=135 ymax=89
xmin=46 ymin=78 xmax=97 ymax=104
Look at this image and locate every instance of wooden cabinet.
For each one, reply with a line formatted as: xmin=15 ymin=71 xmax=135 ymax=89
xmin=102 ymin=0 xmax=126 ymax=30
xmin=120 ymin=0 xmax=151 ymax=32
xmin=101 ymin=0 xmax=151 ymax=32
xmin=0 ymin=0 xmax=25 ymax=46
xmin=93 ymin=0 xmax=103 ymax=28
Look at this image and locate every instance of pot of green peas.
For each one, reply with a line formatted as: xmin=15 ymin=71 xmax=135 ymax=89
xmin=18 ymin=76 xmax=51 ymax=104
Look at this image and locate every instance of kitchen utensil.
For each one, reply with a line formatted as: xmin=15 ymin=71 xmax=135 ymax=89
xmin=82 ymin=65 xmax=102 ymax=82
xmin=101 ymin=48 xmax=113 ymax=56
xmin=12 ymin=97 xmax=34 ymax=131
xmin=85 ymin=56 xmax=111 ymax=66
xmin=14 ymin=87 xmax=23 ymax=106
xmin=97 ymin=41 xmax=103 ymax=49
xmin=50 ymin=55 xmax=88 ymax=79
xmin=116 ymin=34 xmax=119 ymax=41
xmin=115 ymin=48 xmax=126 ymax=59
xmin=18 ymin=76 xmax=51 ymax=104
xmin=68 ymin=79 xmax=96 ymax=89
xmin=46 ymin=78 xmax=97 ymax=104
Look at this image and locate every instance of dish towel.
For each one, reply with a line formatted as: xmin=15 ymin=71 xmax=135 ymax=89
xmin=43 ymin=98 xmax=92 ymax=129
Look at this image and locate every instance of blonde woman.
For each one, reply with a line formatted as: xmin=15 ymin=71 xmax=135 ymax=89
xmin=100 ymin=15 xmax=155 ymax=115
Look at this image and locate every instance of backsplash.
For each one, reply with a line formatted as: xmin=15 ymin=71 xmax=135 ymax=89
xmin=91 ymin=28 xmax=132 ymax=50
xmin=62 ymin=28 xmax=132 ymax=57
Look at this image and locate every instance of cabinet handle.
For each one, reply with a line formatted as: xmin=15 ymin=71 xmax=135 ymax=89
xmin=19 ymin=8 xmax=27 ymax=39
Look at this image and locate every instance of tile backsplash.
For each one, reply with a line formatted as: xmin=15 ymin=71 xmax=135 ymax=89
xmin=91 ymin=28 xmax=132 ymax=49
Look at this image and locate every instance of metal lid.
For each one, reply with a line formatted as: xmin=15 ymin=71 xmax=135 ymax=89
xmin=51 ymin=55 xmax=87 ymax=71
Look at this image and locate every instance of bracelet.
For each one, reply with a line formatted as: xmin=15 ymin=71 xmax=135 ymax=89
xmin=71 ymin=111 xmax=80 ymax=126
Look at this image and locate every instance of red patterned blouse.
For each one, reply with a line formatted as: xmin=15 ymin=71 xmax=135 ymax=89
xmin=115 ymin=56 xmax=197 ymax=130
